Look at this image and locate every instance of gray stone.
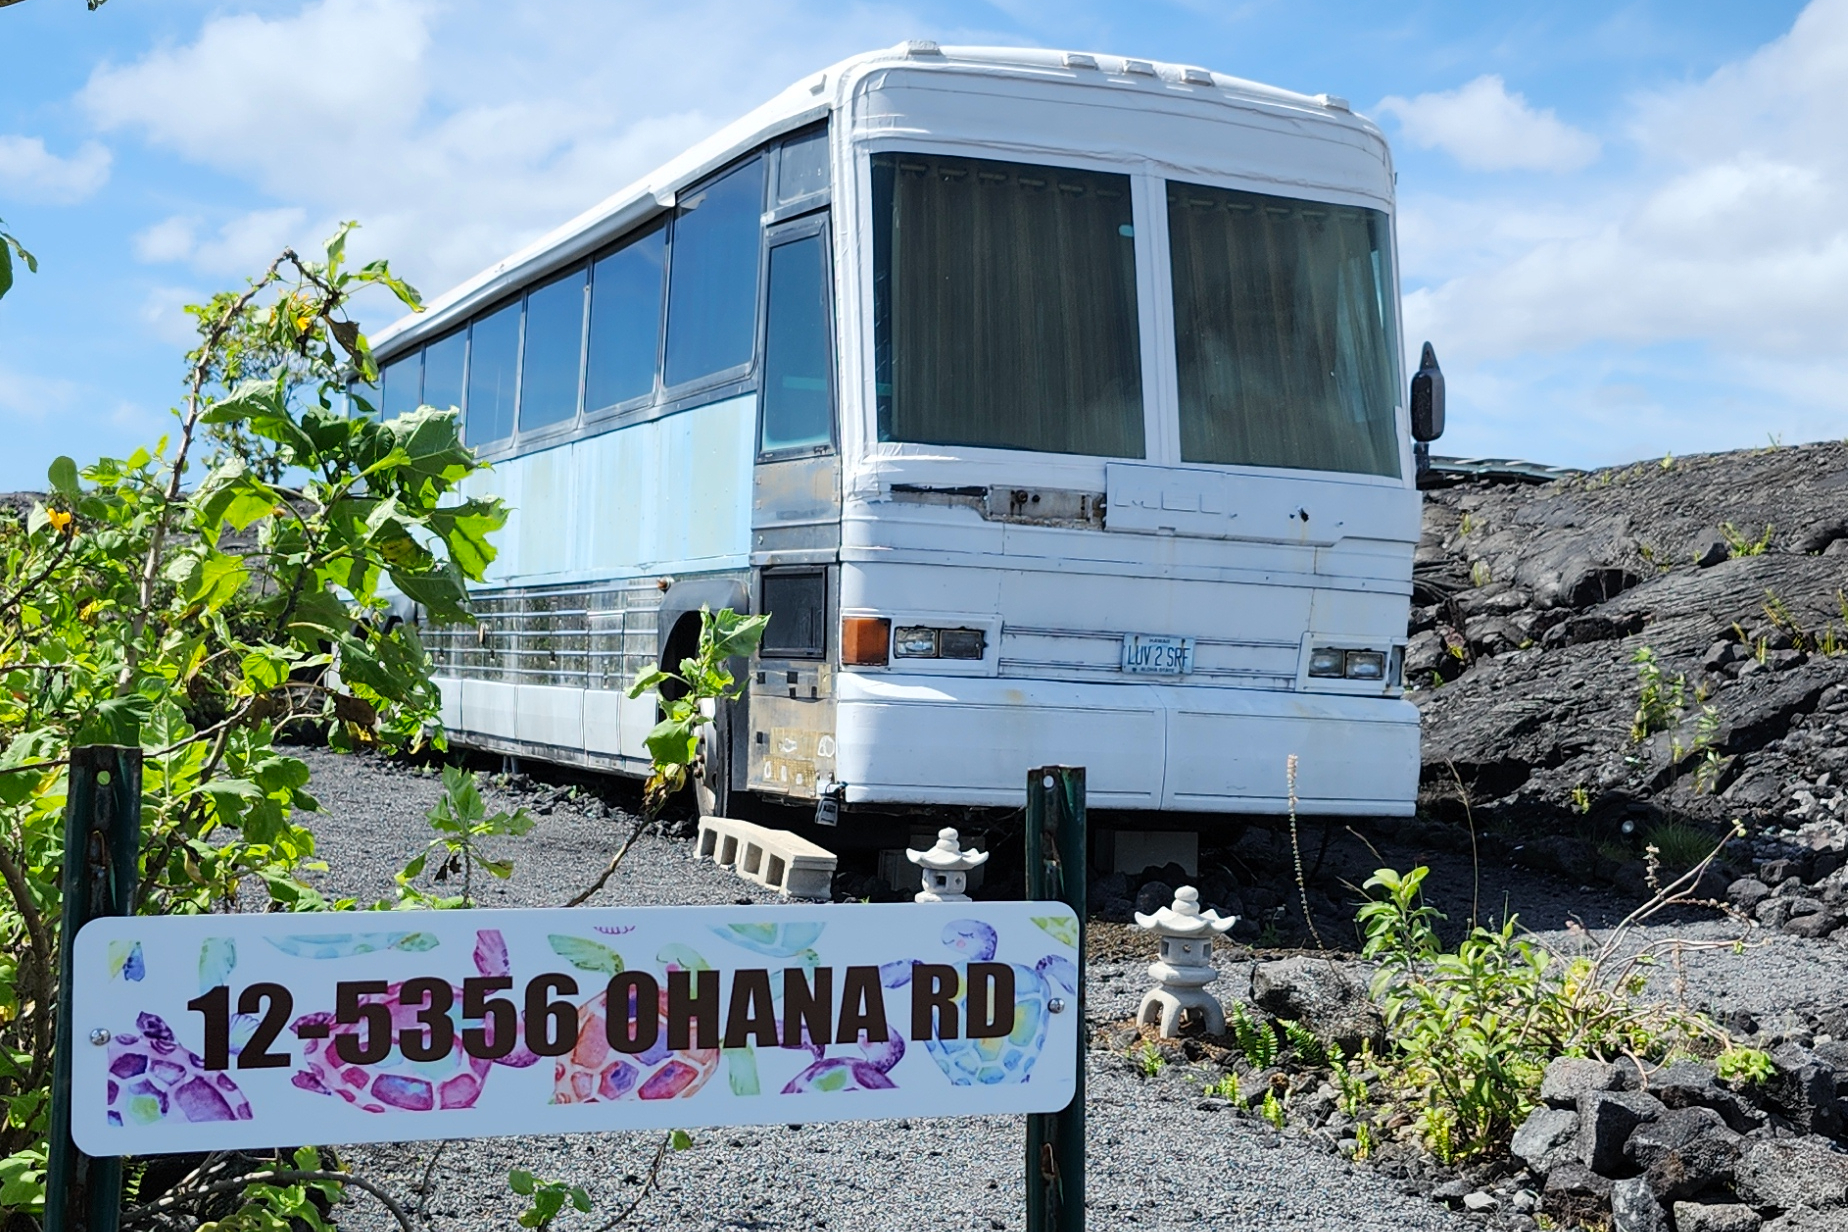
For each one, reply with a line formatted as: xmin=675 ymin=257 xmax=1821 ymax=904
xmin=1612 ymin=1176 xmax=1670 ymax=1232
xmin=1813 ymin=1040 xmax=1848 ymax=1096
xmin=1761 ymin=1210 xmax=1846 ymax=1232
xmin=1461 ymin=1191 xmax=1499 ymax=1213
xmin=1624 ymin=1105 xmax=1744 ymax=1200
xmin=1248 ymin=956 xmax=1386 ymax=1056
xmin=1729 ymin=876 xmax=1774 ymax=912
xmin=1431 ymin=1178 xmax=1472 ymax=1202
xmin=1543 ymin=1163 xmax=1614 ymax=1228
xmin=1512 ymin=1105 xmax=1581 ymax=1175
xmin=1785 ymin=909 xmax=1846 ymax=939
xmin=1693 ymin=538 xmax=1731 ymax=569
xmin=1542 ymin=1056 xmax=1624 ymax=1108
xmin=1758 ymin=898 xmax=1802 ymax=930
xmin=1734 ymin=1137 xmax=1848 ymax=1211
xmin=1652 ymin=1060 xmax=1764 ymax=1132
xmin=1578 ymin=1089 xmax=1665 ymax=1175
xmin=1133 ymin=880 xmax=1174 ymax=917
xmin=1765 ymin=1045 xmax=1844 ymax=1137
xmin=1673 ymin=1202 xmax=1762 ymax=1232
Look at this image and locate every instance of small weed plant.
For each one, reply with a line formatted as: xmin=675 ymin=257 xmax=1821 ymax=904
xmin=1228 ymin=1002 xmax=1279 ymax=1069
xmin=1630 ymin=647 xmax=1687 ymax=742
xmin=1137 ymin=1042 xmax=1166 ymax=1077
xmin=508 ymin=1170 xmax=592 ymax=1230
xmin=1358 ymin=848 xmax=1747 ymax=1160
xmin=386 ymin=765 xmax=534 ymax=909
xmin=1720 ymin=522 xmax=1774 ymax=557
xmin=1203 ymin=1072 xmax=1241 ymax=1102
xmin=1716 ymin=1045 xmax=1775 ymax=1086
xmin=1260 ymin=1088 xmax=1286 ymax=1130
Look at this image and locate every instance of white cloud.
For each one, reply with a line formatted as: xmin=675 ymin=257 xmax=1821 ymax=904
xmin=1376 ymin=75 xmax=1600 ymax=173
xmin=0 ymin=135 xmax=112 ymax=203
xmin=79 ymin=0 xmax=932 ymax=319
xmin=1400 ymin=0 xmax=1848 ymax=464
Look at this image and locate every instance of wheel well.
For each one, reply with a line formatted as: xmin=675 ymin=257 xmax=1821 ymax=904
xmin=658 ymin=611 xmax=703 ymax=702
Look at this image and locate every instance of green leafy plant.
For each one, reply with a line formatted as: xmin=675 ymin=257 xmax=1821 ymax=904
xmin=1570 ymin=784 xmax=1592 ymax=815
xmin=564 ymin=605 xmax=767 ymax=906
xmin=1351 ymin=1121 xmax=1373 ymax=1160
xmin=1358 ymin=856 xmax=1746 ymax=1161
xmin=1279 ymin=1019 xmax=1327 ymax=1067
xmin=1137 ymin=1041 xmax=1166 ymax=1077
xmin=0 ymin=226 xmax=506 ymax=1216
xmin=1228 ymin=1002 xmax=1279 ymax=1069
xmin=509 ymin=1169 xmax=592 ymax=1230
xmin=0 ymin=216 xmax=35 ymax=303
xmin=1641 ymin=821 xmax=1721 ymax=879
xmin=1716 ymin=1045 xmax=1775 ymax=1086
xmin=198 ymin=1149 xmax=345 ymax=1232
xmin=386 ymin=765 xmax=535 ymax=909
xmin=1260 ymin=1088 xmax=1286 ymax=1130
xmin=1630 ymin=647 xmax=1686 ymax=742
xmin=1470 ymin=560 xmax=1492 ymax=588
xmin=1720 ymin=521 xmax=1773 ymax=557
xmin=1203 ymin=1071 xmax=1241 ymax=1102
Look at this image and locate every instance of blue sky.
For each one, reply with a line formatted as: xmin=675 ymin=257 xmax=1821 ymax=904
xmin=0 ymin=0 xmax=1839 ymax=490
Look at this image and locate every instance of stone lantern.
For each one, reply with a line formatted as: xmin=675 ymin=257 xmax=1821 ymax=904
xmin=1133 ymin=885 xmax=1237 ymax=1037
xmin=906 ymin=827 xmax=988 ymax=903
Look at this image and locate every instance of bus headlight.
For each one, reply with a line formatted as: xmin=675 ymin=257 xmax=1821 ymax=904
xmin=1308 ymin=647 xmax=1393 ymax=682
xmin=1344 ymin=650 xmax=1386 ymax=681
xmin=1308 ymin=648 xmax=1346 ymax=677
xmin=892 ymin=625 xmax=987 ymax=660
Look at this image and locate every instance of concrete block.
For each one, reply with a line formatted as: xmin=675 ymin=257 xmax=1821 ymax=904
xmin=697 ymin=816 xmax=836 ymax=899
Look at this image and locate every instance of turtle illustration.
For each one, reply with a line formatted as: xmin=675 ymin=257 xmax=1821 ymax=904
xmin=267 ymin=931 xmax=440 ymax=960
xmin=288 ymin=930 xmax=538 ymax=1113
xmin=106 ymin=1012 xmax=252 ymax=1127
xmin=895 ymin=919 xmax=1078 ymax=1087
xmin=552 ymin=943 xmax=722 ymax=1104
xmin=780 ymin=1028 xmax=904 ymax=1093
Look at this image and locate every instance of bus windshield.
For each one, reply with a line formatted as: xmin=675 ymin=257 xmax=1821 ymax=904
xmin=871 ymin=152 xmax=1145 ymax=458
xmin=1168 ymin=181 xmax=1401 ymax=478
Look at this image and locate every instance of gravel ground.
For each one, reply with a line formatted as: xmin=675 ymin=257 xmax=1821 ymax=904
xmin=288 ymin=747 xmax=1848 ymax=1231
xmin=293 ymin=748 xmax=1481 ymax=1232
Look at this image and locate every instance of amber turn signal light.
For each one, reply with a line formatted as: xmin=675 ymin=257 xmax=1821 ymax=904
xmin=841 ymin=616 xmax=891 ymax=667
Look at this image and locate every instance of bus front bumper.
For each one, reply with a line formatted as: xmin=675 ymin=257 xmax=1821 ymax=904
xmin=833 ymin=671 xmax=1420 ymax=815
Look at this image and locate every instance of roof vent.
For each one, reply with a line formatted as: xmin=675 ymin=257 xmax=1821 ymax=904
xmin=1180 ymin=67 xmax=1215 ymax=86
xmin=1063 ymin=52 xmax=1099 ymax=70
xmin=1121 ymin=58 xmax=1156 ymax=77
xmin=903 ymin=39 xmax=942 ymax=57
xmin=1317 ymin=93 xmax=1351 ymax=112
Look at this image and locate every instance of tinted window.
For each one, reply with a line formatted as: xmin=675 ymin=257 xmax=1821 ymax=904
xmin=872 ymin=153 xmax=1144 ymax=458
xmin=1168 ymin=182 xmax=1400 ymax=477
xmin=380 ymin=353 xmax=420 ymax=420
xmin=664 ymin=158 xmax=763 ymax=387
xmin=777 ymin=128 xmax=829 ymax=203
xmin=520 ymin=267 xmax=585 ymax=431
xmin=760 ymin=233 xmax=832 ymax=453
xmin=586 ymin=224 xmax=664 ymax=410
xmin=465 ymin=301 xmax=520 ymax=445
xmin=761 ymin=570 xmax=826 ymax=658
xmin=422 ymin=329 xmax=466 ymax=415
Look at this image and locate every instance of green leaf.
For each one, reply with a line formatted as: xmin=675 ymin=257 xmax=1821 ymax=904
xmin=626 ymin=665 xmax=671 ymax=699
xmin=670 ymin=1129 xmax=692 ymax=1151
xmin=508 ymin=1169 xmax=535 ymax=1196
xmin=47 ymin=456 xmax=80 ymax=498
xmin=644 ymin=717 xmax=698 ymax=769
xmin=240 ymin=648 xmax=292 ymax=693
xmin=74 ymin=695 xmax=153 ymax=747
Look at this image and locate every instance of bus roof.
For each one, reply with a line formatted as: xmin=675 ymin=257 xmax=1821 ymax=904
xmin=370 ymin=42 xmax=1382 ymax=360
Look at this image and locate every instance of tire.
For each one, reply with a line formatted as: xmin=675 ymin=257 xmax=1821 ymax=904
xmin=693 ymin=699 xmax=732 ymax=820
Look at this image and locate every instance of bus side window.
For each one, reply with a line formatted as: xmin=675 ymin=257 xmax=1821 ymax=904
xmin=466 ymin=300 xmax=520 ymax=446
xmin=664 ymin=158 xmax=764 ymax=389
xmin=759 ymin=230 xmax=833 ymax=453
xmin=380 ymin=351 xmax=421 ymax=421
xmin=586 ymin=223 xmax=665 ymax=412
xmin=519 ymin=266 xmax=586 ymax=432
xmin=422 ymin=329 xmax=467 ymax=419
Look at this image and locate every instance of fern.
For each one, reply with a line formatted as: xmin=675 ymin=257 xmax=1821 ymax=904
xmin=1229 ymin=1002 xmax=1279 ymax=1068
xmin=1279 ymin=1018 xmax=1328 ymax=1067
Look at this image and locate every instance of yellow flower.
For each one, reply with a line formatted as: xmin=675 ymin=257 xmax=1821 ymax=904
xmin=46 ymin=508 xmax=72 ymax=535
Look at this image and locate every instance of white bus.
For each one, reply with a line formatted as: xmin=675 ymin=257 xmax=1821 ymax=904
xmin=365 ymin=42 xmax=1441 ymax=827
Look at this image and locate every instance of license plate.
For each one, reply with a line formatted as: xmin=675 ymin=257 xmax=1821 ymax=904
xmin=1121 ymin=634 xmax=1194 ymax=675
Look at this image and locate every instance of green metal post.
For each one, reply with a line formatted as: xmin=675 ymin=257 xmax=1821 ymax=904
xmin=1024 ymin=765 xmax=1085 ymax=1232
xmin=46 ymin=745 xmax=141 ymax=1232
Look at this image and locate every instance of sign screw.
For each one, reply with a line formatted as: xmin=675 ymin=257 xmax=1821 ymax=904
xmin=1048 ymin=999 xmax=1066 ymax=1014
xmin=89 ymin=1028 xmax=110 ymax=1046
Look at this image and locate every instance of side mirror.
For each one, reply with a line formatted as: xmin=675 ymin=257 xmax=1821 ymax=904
xmin=1410 ymin=341 xmax=1445 ymax=442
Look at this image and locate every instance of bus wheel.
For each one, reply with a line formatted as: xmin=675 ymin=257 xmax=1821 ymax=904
xmin=692 ymin=702 xmax=731 ymax=820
